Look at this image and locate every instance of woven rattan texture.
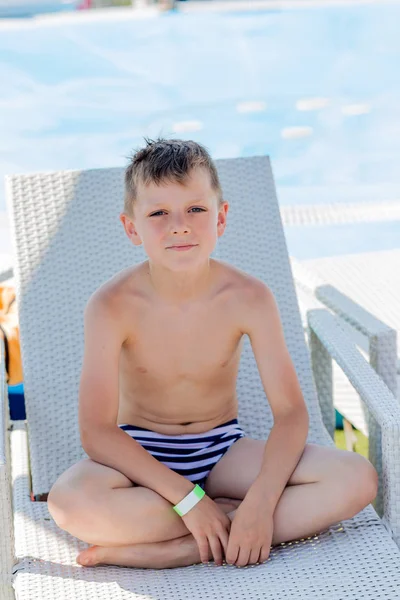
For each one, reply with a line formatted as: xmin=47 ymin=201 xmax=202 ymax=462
xmin=6 ymin=156 xmax=331 ymax=497
xmin=294 ymin=256 xmax=398 ymax=517
xmin=11 ymin=424 xmax=400 ymax=599
xmin=308 ymin=309 xmax=400 ymax=547
xmin=0 ymin=339 xmax=16 ymax=600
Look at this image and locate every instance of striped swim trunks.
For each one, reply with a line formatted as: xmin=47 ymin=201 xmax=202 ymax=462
xmin=118 ymin=418 xmax=246 ymax=490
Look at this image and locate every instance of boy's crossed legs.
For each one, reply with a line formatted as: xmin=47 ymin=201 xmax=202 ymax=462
xmin=47 ymin=437 xmax=378 ymax=569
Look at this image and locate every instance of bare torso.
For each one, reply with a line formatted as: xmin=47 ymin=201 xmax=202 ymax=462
xmin=106 ymin=258 xmax=250 ymax=435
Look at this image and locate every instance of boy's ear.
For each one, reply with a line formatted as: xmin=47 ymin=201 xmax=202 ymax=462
xmin=119 ymin=213 xmax=142 ymax=246
xmin=217 ymin=201 xmax=229 ymax=237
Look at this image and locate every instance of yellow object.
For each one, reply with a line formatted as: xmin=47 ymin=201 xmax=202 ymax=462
xmin=0 ymin=284 xmax=23 ymax=385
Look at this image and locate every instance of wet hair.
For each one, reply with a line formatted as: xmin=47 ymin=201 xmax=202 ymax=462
xmin=124 ymin=137 xmax=223 ymax=216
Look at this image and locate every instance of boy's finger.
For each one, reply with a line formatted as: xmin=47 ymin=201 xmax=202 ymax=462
xmin=209 ymin=535 xmax=223 ymax=565
xmin=226 ymin=540 xmax=239 ymax=565
xmin=259 ymin=545 xmax=271 ymax=563
xmin=219 ymin=528 xmax=229 ymax=558
xmin=197 ymin=537 xmax=210 ymax=564
xmin=249 ymin=545 xmax=261 ymax=565
xmin=236 ymin=546 xmax=251 ymax=567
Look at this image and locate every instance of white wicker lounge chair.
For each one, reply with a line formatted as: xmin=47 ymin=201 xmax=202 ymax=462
xmin=291 ymin=256 xmax=398 ymax=519
xmin=2 ymin=156 xmax=400 ymax=599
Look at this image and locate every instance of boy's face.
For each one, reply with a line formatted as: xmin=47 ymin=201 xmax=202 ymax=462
xmin=120 ymin=167 xmax=229 ymax=270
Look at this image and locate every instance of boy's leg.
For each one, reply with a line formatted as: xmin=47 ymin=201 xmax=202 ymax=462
xmin=77 ymin=498 xmax=241 ymax=568
xmin=48 ymin=458 xmax=242 ymax=567
xmin=204 ymin=438 xmax=378 ymax=548
xmin=48 ymin=458 xmax=207 ymax=546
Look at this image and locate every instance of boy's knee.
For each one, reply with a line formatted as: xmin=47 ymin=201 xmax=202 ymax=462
xmin=47 ymin=487 xmax=71 ymax=528
xmin=47 ymin=483 xmax=87 ymax=529
xmin=344 ymin=455 xmax=379 ymax=508
xmin=358 ymin=459 xmax=379 ymax=504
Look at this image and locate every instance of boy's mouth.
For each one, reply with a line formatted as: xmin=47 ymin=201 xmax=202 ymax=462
xmin=167 ymin=244 xmax=198 ymax=250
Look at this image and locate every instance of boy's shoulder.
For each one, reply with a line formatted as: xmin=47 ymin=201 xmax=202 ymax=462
xmin=214 ymin=260 xmax=273 ymax=306
xmin=217 ymin=259 xmax=271 ymax=290
xmin=86 ymin=259 xmax=272 ymax=311
xmin=86 ymin=262 xmax=147 ymax=313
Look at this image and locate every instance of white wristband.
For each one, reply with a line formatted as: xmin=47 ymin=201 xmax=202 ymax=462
xmin=173 ymin=484 xmax=205 ymax=517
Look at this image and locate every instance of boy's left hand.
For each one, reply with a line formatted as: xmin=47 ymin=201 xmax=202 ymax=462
xmin=225 ymin=490 xmax=274 ymax=567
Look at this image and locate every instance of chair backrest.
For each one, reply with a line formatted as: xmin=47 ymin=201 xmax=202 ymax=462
xmin=6 ymin=156 xmax=331 ymax=496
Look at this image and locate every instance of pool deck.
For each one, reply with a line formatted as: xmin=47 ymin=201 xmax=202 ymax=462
xmin=1 ymin=0 xmax=399 ymax=27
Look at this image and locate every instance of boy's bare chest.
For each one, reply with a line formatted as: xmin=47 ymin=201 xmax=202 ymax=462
xmin=121 ymin=302 xmax=243 ymax=382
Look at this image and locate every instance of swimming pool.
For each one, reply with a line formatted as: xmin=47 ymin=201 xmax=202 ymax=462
xmin=1 ymin=1 xmax=400 ymax=259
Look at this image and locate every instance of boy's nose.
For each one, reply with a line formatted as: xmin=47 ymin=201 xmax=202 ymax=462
xmin=171 ymin=222 xmax=190 ymax=234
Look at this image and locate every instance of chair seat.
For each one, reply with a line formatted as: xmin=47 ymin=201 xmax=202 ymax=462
xmin=11 ymin=422 xmax=400 ymax=600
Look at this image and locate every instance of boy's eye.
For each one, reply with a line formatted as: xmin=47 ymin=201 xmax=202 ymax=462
xmin=149 ymin=208 xmax=205 ymax=217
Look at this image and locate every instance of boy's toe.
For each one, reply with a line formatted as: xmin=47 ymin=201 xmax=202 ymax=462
xmin=77 ymin=546 xmax=101 ymax=566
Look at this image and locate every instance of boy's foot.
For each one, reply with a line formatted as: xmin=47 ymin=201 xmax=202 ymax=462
xmin=76 ymin=533 xmax=212 ymax=569
xmin=76 ymin=500 xmax=238 ymax=568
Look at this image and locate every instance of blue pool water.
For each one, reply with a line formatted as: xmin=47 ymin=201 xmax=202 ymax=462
xmin=1 ymin=2 xmax=400 ymax=259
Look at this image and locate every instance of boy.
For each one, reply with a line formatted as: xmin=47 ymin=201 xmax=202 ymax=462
xmin=48 ymin=138 xmax=378 ymax=570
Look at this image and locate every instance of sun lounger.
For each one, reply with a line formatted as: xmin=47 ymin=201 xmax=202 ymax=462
xmin=2 ymin=156 xmax=400 ymax=599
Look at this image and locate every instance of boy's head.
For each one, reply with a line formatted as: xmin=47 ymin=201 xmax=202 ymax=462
xmin=120 ymin=138 xmax=229 ymax=269
xmin=124 ymin=138 xmax=223 ymax=217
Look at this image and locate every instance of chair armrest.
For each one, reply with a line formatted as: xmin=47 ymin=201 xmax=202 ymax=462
xmin=291 ymin=257 xmax=398 ymax=393
xmin=0 ymin=336 xmax=17 ymax=599
xmin=293 ymin=257 xmax=398 ymax=518
xmin=315 ymin=284 xmax=398 ymax=391
xmin=307 ymin=308 xmax=400 ymax=547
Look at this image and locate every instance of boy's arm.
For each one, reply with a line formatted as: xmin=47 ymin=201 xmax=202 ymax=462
xmin=79 ymin=291 xmax=195 ymax=506
xmin=241 ymin=281 xmax=309 ymax=512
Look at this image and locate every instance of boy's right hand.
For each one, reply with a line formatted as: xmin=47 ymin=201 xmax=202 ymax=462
xmin=180 ymin=494 xmax=232 ymax=565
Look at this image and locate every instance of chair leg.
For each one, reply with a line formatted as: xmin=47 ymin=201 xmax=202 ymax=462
xmin=343 ymin=417 xmax=357 ymax=452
